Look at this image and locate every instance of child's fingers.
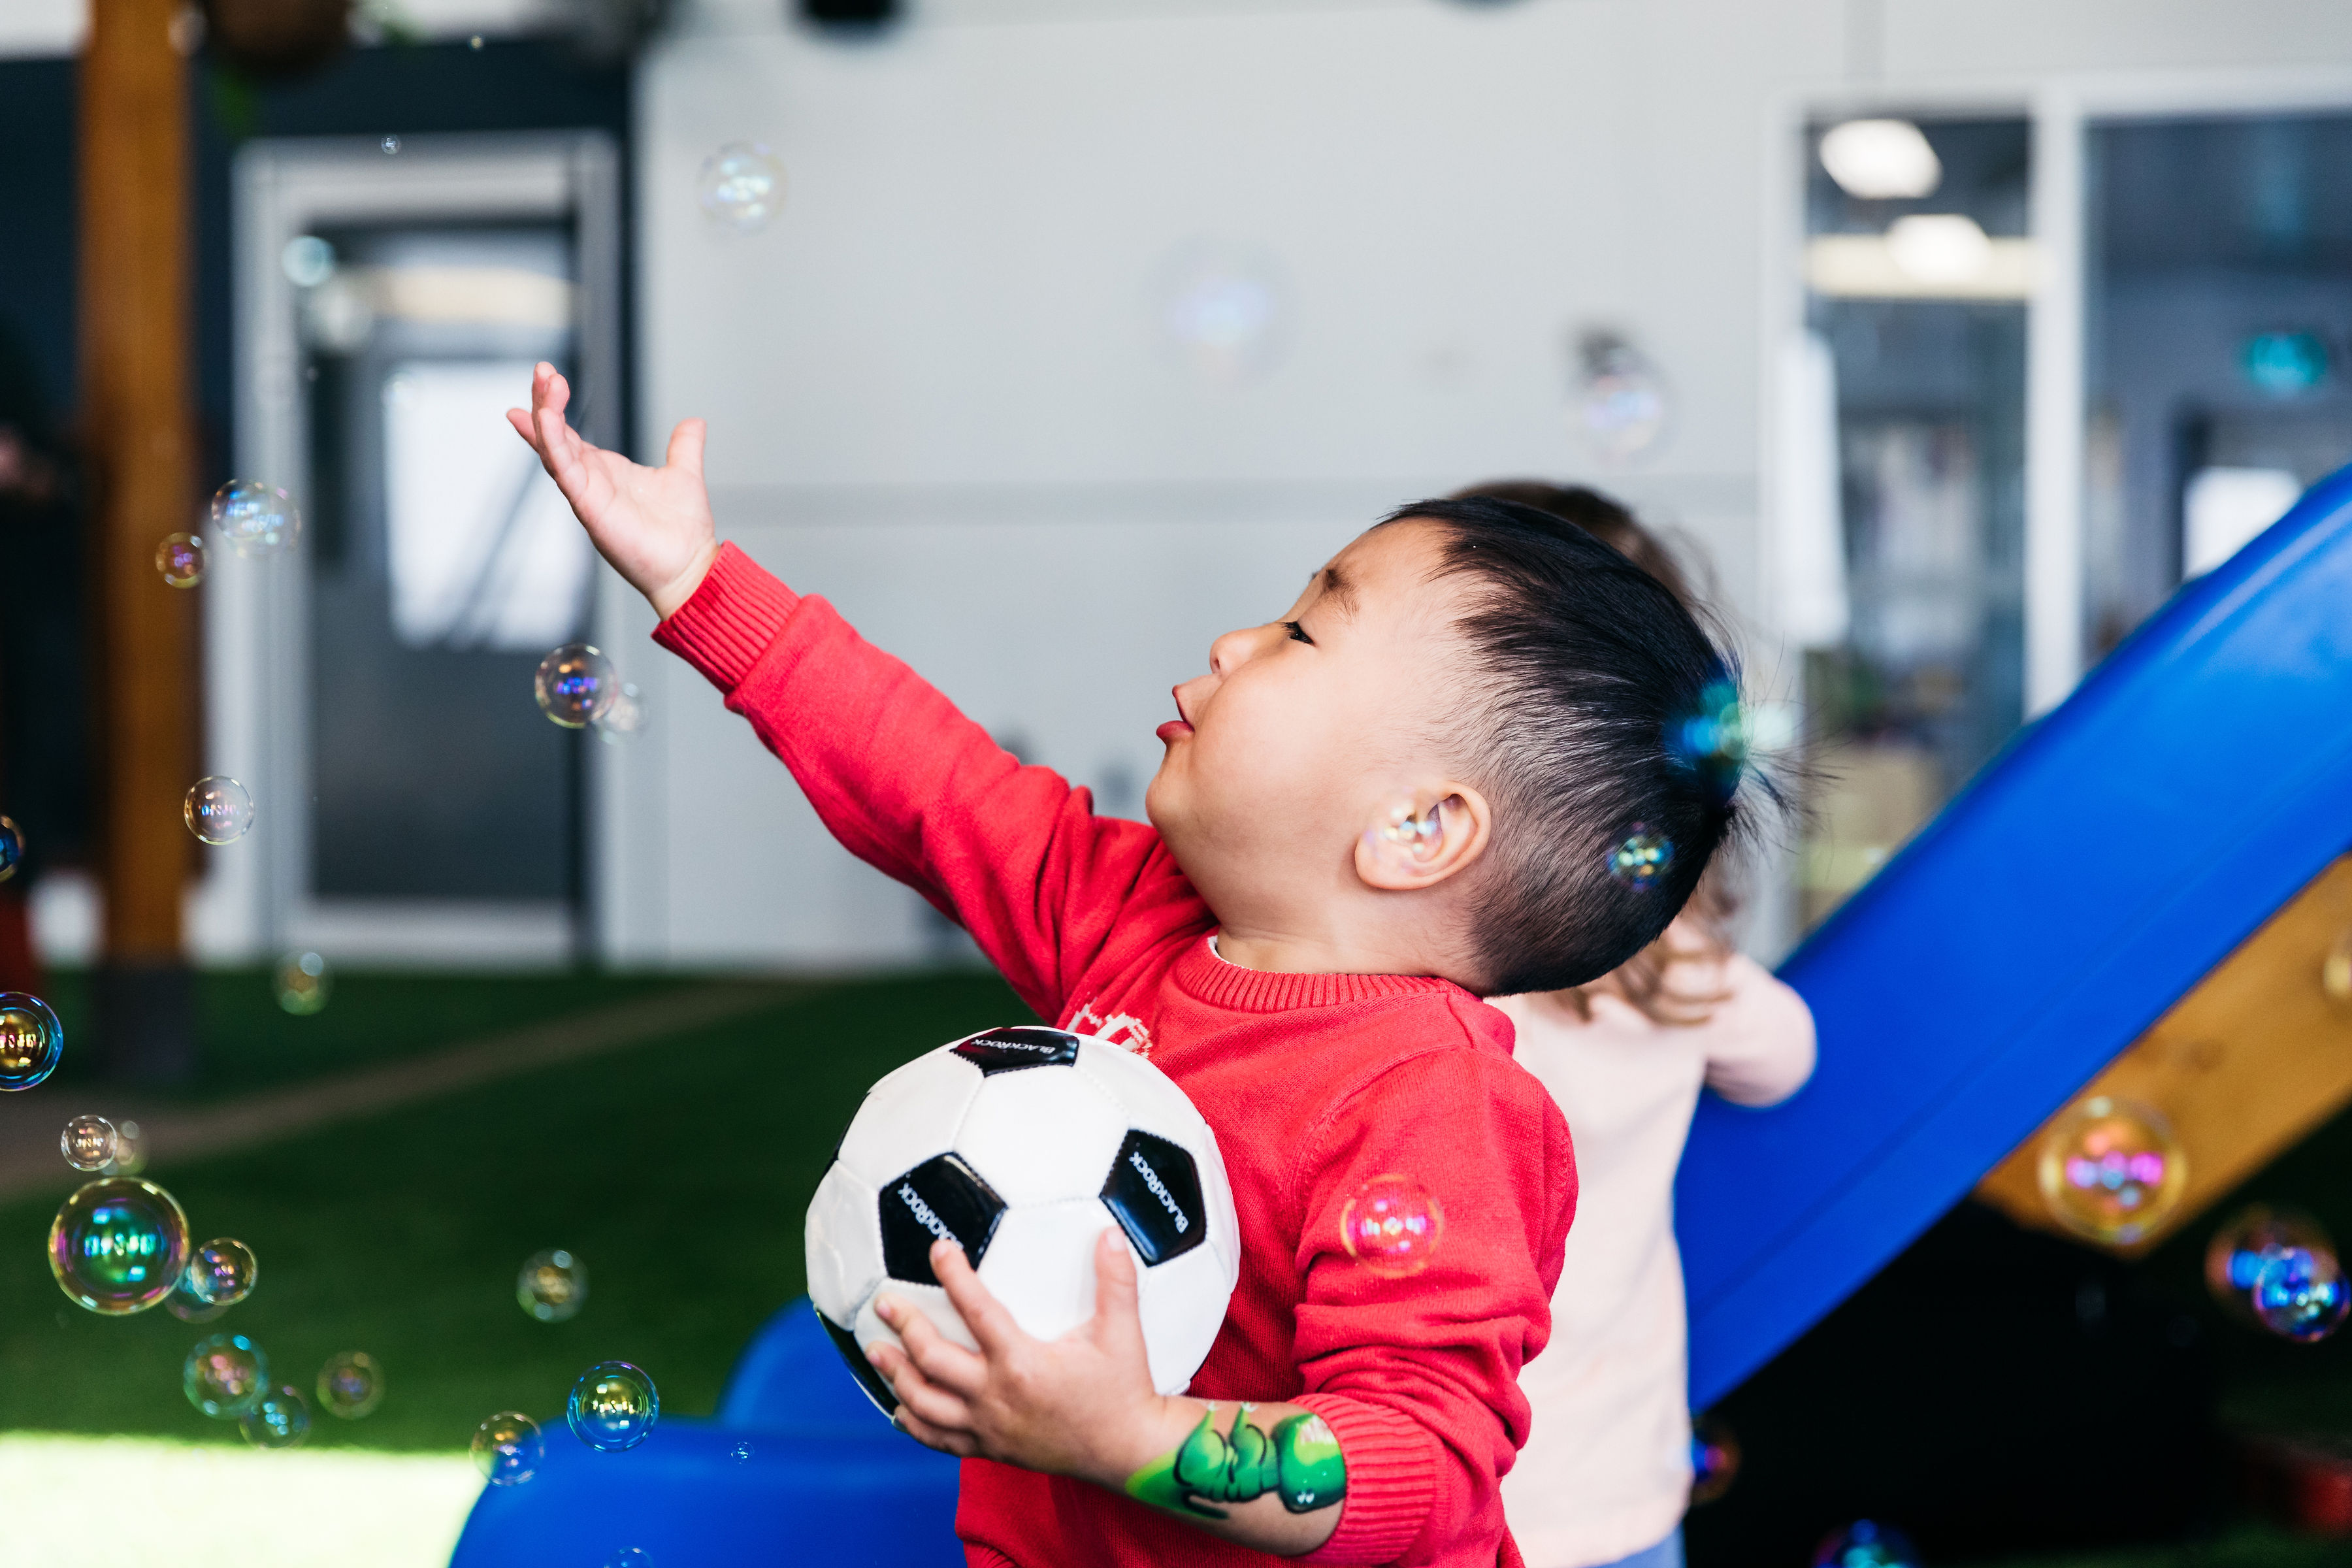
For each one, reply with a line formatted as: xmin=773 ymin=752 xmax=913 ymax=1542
xmin=930 ymin=1238 xmax=1022 ymax=1357
xmin=868 ymin=1341 xmax=977 ymax=1435
xmin=665 ymin=416 xmax=707 ymax=478
xmin=504 ymin=407 xmax=538 ymax=449
xmin=879 ymin=1296 xmax=989 ymax=1399
xmin=1085 ymin=1227 xmax=1149 ymax=1360
xmin=892 ymin=1402 xmax=978 ymax=1458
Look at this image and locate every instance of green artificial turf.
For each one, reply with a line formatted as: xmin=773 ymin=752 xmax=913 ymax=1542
xmin=1959 ymin=1524 xmax=2352 ymax=1568
xmin=0 ymin=969 xmax=1036 ymax=1450
xmin=30 ymin=966 xmax=694 ymax=1102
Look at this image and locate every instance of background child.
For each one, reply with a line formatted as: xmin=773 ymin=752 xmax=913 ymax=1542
xmin=512 ymin=370 xmax=1756 ymax=1568
xmin=1459 ymin=482 xmax=1818 ymax=1568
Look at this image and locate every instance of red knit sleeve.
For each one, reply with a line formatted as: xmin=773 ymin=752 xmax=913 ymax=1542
xmin=651 ymin=542 xmax=1192 ymax=1024
xmin=1289 ymin=1004 xmax=1576 ymax=1566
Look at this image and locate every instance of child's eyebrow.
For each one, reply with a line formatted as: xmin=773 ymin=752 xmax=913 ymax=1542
xmin=1313 ymin=565 xmax=1360 ymax=619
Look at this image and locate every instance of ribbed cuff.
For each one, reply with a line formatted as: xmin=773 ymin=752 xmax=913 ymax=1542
xmin=1173 ymin=937 xmax=1453 ymax=1015
xmin=1294 ymin=1394 xmax=1440 ymax=1565
xmin=651 ymin=541 xmax=800 ymax=693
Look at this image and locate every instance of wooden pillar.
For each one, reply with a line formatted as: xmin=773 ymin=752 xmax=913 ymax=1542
xmin=82 ymin=0 xmax=197 ymax=1082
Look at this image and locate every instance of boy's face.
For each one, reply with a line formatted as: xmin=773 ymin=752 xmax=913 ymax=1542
xmin=1145 ymin=520 xmax=1478 ymax=928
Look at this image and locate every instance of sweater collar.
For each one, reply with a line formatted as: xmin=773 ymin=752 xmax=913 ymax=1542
xmin=1175 ymin=934 xmax=1458 ymax=1014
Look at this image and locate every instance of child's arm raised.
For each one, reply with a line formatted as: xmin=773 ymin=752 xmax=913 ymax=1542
xmin=509 ymin=367 xmax=1188 ymax=1021
xmin=870 ymin=1232 xmax=1347 ymax=1557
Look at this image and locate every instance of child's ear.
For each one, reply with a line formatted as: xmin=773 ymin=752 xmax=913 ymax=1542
xmin=1354 ymin=786 xmax=1492 ymax=892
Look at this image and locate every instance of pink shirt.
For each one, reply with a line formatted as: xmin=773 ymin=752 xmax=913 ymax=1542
xmin=1490 ymin=941 xmax=1815 ymax=1568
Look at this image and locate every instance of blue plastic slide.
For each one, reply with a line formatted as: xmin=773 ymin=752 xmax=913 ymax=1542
xmin=453 ymin=466 xmax=2352 ymax=1562
xmin=1678 ymin=463 xmax=2352 ymax=1411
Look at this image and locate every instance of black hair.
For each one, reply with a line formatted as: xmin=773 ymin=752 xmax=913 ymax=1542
xmin=1384 ymin=495 xmax=1746 ymax=995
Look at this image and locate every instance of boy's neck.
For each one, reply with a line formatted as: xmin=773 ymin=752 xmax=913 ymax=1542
xmin=1211 ymin=925 xmax=1440 ymax=980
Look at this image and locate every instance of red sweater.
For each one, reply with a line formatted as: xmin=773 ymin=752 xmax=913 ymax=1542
xmin=657 ymin=544 xmax=1577 ymax=1568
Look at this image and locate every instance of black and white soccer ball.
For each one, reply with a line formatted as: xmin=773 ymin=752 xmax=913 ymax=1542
xmin=806 ymin=1025 xmax=1241 ymax=1412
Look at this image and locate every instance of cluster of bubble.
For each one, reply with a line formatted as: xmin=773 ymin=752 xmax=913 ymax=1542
xmin=0 ymin=992 xmax=63 ymax=1091
xmin=519 ymin=1247 xmax=589 ymax=1322
xmin=1339 ymin=1173 xmax=1446 ymax=1279
xmin=184 ymin=777 xmax=255 ymax=845
xmin=1815 ymin=1520 xmax=1921 ymax=1568
xmin=1607 ymin=828 xmax=1674 ymax=892
xmin=210 ymin=480 xmax=302 ymax=559
xmin=274 ymin=950 xmax=333 ymax=1015
xmin=0 ymin=813 xmax=24 ymax=882
xmin=2207 ymin=1205 xmax=2351 ymax=1343
xmin=1688 ymin=1413 xmax=1741 ymax=1505
xmin=2034 ymin=1094 xmax=2186 ymax=1246
xmin=570 ymin=1360 xmax=661 ymax=1452
xmin=698 ymin=142 xmax=788 ymax=233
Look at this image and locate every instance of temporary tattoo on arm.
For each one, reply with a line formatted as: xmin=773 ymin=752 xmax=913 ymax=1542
xmin=1125 ymin=1401 xmax=1347 ymax=1520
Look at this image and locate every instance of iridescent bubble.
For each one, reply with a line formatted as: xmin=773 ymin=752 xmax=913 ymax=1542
xmin=105 ymin=1118 xmax=149 ymax=1177
xmin=2036 ymin=1094 xmax=2187 ymax=1245
xmin=240 ymin=1384 xmax=311 ymax=1449
xmin=595 ymin=683 xmax=647 ymax=746
xmin=568 ymin=1360 xmax=659 ymax=1452
xmin=0 ymin=815 xmax=20 ymax=882
xmin=473 ymin=1412 xmax=544 ymax=1485
xmin=208 ymin=480 xmax=302 ymax=558
xmin=1689 ymin=1412 xmax=1740 ymax=1505
xmin=1572 ymin=329 xmax=1671 ymax=464
xmin=1607 ymin=828 xmax=1674 ymax=891
xmin=1154 ymin=241 xmax=1287 ymax=387
xmin=274 ymin=951 xmax=331 ymax=1015
xmin=51 ymin=1177 xmax=190 ymax=1315
xmin=0 ymin=992 xmax=63 ymax=1090
xmin=519 ymin=1248 xmax=589 ymax=1322
xmin=1361 ymin=798 xmax=1441 ymax=875
xmin=1815 ymin=1520 xmax=1921 ymax=1568
xmin=2206 ymin=1205 xmax=2331 ymax=1322
xmin=60 ymin=1115 xmax=117 ymax=1172
xmin=1339 ymin=1173 xmax=1446 ymax=1279
xmin=166 ymin=1282 xmax=228 ymax=1324
xmin=184 ymin=1332 xmax=270 ymax=1418
xmin=318 ymin=1350 xmax=384 ymax=1418
xmin=697 ymin=142 xmax=787 ymax=233
xmin=380 ymin=135 xmax=402 ymax=155
xmin=184 ymin=777 xmax=255 ymax=845
xmin=534 ymin=644 xmax=617 ymax=728
xmin=2253 ymin=1246 xmax=2351 ymax=1343
xmin=606 ymin=1551 xmax=653 ymax=1568
xmin=186 ymin=1237 xmax=259 ymax=1307
xmin=156 ymin=532 xmax=206 ymax=588
xmin=728 ymin=1439 xmax=753 ymax=1462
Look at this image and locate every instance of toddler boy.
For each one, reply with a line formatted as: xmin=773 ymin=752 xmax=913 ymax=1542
xmin=512 ymin=365 xmax=1746 ymax=1567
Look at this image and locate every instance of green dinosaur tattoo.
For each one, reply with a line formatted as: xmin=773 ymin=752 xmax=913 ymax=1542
xmin=1125 ymin=1401 xmax=1347 ymax=1521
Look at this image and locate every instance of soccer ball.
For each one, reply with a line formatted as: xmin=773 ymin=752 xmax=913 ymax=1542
xmin=806 ymin=1025 xmax=1241 ymax=1412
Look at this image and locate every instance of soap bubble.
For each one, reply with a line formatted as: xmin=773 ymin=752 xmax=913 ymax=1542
xmin=1154 ymin=241 xmax=1287 ymax=387
xmin=51 ymin=1177 xmax=190 ymax=1315
xmin=167 ymin=1282 xmax=228 ymax=1323
xmin=1572 ymin=329 xmax=1671 ymax=464
xmin=0 ymin=992 xmax=63 ymax=1090
xmin=698 ymin=142 xmax=787 ymax=233
xmin=318 ymin=1350 xmax=384 ymax=1418
xmin=209 ymin=480 xmax=301 ymax=558
xmin=1339 ymin=1173 xmax=1446 ymax=1279
xmin=184 ymin=777 xmax=255 ymax=845
xmin=184 ymin=1332 xmax=270 ymax=1418
xmin=380 ymin=134 xmax=401 ymax=155
xmin=2206 ymin=1205 xmax=2331 ymax=1322
xmin=1362 ymin=798 xmax=1441 ymax=875
xmin=474 ymin=1412 xmax=544 ymax=1485
xmin=157 ymin=532 xmax=206 ymax=587
xmin=240 ymin=1384 xmax=311 ymax=1448
xmin=519 ymin=1248 xmax=589 ymax=1322
xmin=2253 ymin=1246 xmax=2351 ymax=1343
xmin=568 ymin=1360 xmax=659 ymax=1452
xmin=186 ymin=1237 xmax=259 ymax=1307
xmin=2036 ymin=1094 xmax=2187 ymax=1245
xmin=60 ymin=1115 xmax=117 ymax=1171
xmin=1607 ymin=828 xmax=1674 ymax=891
xmin=535 ymin=644 xmax=617 ymax=728
xmin=606 ymin=1551 xmax=653 ymax=1568
xmin=728 ymin=1439 xmax=753 ymax=1462
xmin=0 ymin=815 xmax=19 ymax=881
xmin=105 ymin=1118 xmax=148 ymax=1176
xmin=274 ymin=951 xmax=331 ymax=1015
xmin=595 ymin=683 xmax=647 ymax=745
xmin=1690 ymin=1412 xmax=1740 ymax=1504
xmin=1815 ymin=1520 xmax=1921 ymax=1568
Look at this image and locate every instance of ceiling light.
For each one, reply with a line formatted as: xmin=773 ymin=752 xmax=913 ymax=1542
xmin=1820 ymin=118 xmax=1943 ymax=200
xmin=1885 ymin=214 xmax=1993 ymax=284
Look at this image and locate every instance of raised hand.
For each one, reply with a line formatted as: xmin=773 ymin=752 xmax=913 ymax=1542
xmin=506 ymin=362 xmax=721 ymax=619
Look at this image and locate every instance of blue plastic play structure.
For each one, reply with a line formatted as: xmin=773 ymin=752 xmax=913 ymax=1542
xmin=454 ymin=467 xmax=2352 ymax=1563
